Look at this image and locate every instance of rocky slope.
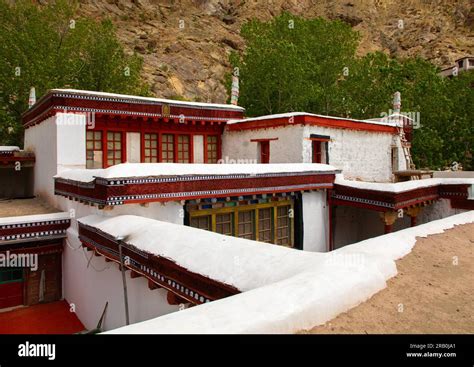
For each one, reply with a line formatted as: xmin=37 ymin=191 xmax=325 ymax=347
xmin=78 ymin=0 xmax=474 ymax=103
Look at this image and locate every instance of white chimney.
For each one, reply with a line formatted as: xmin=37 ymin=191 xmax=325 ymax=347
xmin=230 ymin=75 xmax=239 ymax=106
xmin=28 ymin=87 xmax=36 ymax=108
xmin=393 ymin=91 xmax=401 ymax=114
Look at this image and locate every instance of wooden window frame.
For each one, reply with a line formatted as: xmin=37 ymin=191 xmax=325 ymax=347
xmin=142 ymin=133 xmax=159 ymax=163
xmin=189 ymin=199 xmax=294 ymax=247
xmin=205 ymin=135 xmax=219 ymax=163
xmin=105 ymin=131 xmax=124 ymax=167
xmin=177 ymin=134 xmax=191 ymax=163
xmin=86 ymin=130 xmax=103 ymax=169
xmin=161 ymin=133 xmax=175 ymax=163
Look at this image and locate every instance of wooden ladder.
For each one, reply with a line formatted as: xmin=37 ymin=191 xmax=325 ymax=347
xmin=399 ymin=127 xmax=416 ymax=176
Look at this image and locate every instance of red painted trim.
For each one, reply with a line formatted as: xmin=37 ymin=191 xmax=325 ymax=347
xmin=0 ymin=221 xmax=70 ymax=242
xmin=55 ymin=173 xmax=335 ymax=205
xmin=332 ymin=183 xmax=472 ymax=212
xmin=23 ymin=92 xmax=244 ymax=128
xmin=227 ymin=115 xmax=398 ymax=134
xmin=0 ymin=156 xmax=35 ymax=165
xmin=250 ymin=138 xmax=279 ymax=142
xmin=79 ymin=224 xmax=240 ymax=304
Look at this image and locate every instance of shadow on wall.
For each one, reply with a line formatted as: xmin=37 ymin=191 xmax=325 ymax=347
xmin=0 ymin=167 xmax=34 ymax=199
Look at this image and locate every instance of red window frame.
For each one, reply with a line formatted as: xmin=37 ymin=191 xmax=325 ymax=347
xmin=206 ymin=135 xmax=219 ymax=163
xmin=86 ymin=130 xmax=103 ymax=169
xmin=177 ymin=135 xmax=190 ymax=163
xmin=143 ymin=133 xmax=159 ymax=163
xmin=312 ymin=141 xmax=322 ymax=163
xmin=161 ymin=134 xmax=175 ymax=163
xmin=260 ymin=141 xmax=270 ymax=164
xmin=106 ymin=131 xmax=123 ymax=167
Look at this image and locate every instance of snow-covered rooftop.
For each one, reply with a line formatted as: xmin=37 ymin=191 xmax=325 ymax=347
xmin=78 ymin=214 xmax=325 ymax=292
xmin=226 ymin=112 xmax=401 ymax=127
xmin=0 ymin=212 xmax=71 ymax=226
xmin=56 ymin=163 xmax=338 ymax=183
xmin=335 ymin=174 xmax=474 ymax=193
xmin=0 ymin=146 xmax=20 ymax=152
xmin=104 ymin=211 xmax=474 ymax=334
xmin=49 ymin=89 xmax=245 ymax=111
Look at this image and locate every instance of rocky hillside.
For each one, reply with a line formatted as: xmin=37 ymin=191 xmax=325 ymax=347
xmin=78 ymin=0 xmax=474 ymax=103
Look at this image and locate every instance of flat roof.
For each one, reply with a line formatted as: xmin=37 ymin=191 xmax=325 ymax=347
xmin=56 ymin=162 xmax=338 ymax=183
xmin=227 ymin=112 xmax=399 ymax=127
xmin=0 ymin=197 xmax=59 ymax=219
xmin=41 ymin=88 xmax=245 ymax=111
xmin=226 ymin=112 xmax=401 ymax=134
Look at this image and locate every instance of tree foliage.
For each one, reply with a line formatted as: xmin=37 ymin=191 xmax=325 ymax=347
xmin=231 ymin=13 xmax=473 ymax=170
xmin=0 ymin=0 xmax=149 ymax=146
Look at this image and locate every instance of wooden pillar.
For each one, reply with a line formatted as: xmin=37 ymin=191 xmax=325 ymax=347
xmin=406 ymin=206 xmax=422 ymax=227
xmin=379 ymin=211 xmax=398 ymax=234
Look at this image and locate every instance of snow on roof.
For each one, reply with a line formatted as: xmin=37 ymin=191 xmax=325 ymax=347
xmin=0 ymin=146 xmax=20 ymax=152
xmin=226 ymin=112 xmax=400 ymax=127
xmin=50 ymin=89 xmax=245 ymax=111
xmin=0 ymin=212 xmax=71 ymax=226
xmin=56 ymin=163 xmax=338 ymax=183
xmin=105 ymin=211 xmax=474 ymax=334
xmin=78 ymin=214 xmax=327 ymax=292
xmin=335 ymin=174 xmax=474 ymax=193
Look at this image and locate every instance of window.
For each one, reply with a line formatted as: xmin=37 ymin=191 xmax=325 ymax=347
xmin=190 ymin=215 xmax=211 ymax=231
xmin=259 ymin=141 xmax=270 ymax=163
xmin=258 ymin=208 xmax=273 ymax=243
xmin=177 ymin=135 xmax=190 ymax=163
xmin=86 ymin=131 xmax=103 ymax=169
xmin=188 ymin=200 xmax=293 ymax=247
xmin=207 ymin=136 xmax=218 ymax=163
xmin=276 ymin=206 xmax=291 ymax=246
xmin=106 ymin=132 xmax=122 ymax=166
xmin=312 ymin=141 xmax=322 ymax=163
xmin=161 ymin=134 xmax=174 ymax=162
xmin=143 ymin=133 xmax=158 ymax=163
xmin=238 ymin=211 xmax=255 ymax=240
xmin=0 ymin=268 xmax=23 ymax=284
xmin=216 ymin=213 xmax=233 ymax=235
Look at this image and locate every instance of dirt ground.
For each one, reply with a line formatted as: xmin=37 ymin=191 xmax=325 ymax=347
xmin=0 ymin=197 xmax=58 ymax=218
xmin=306 ymin=222 xmax=474 ymax=334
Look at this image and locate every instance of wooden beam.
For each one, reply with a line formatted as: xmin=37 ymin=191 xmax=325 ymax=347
xmin=130 ymin=271 xmax=141 ymax=279
xmin=148 ymin=280 xmax=161 ymax=290
xmin=167 ymin=291 xmax=187 ymax=305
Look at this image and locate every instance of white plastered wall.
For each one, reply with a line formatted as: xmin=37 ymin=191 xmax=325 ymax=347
xmin=60 ymin=197 xmax=184 ymax=331
xmin=24 ymin=113 xmax=87 ymax=207
xmin=302 ymin=125 xmax=406 ymax=182
xmin=222 ymin=125 xmax=305 ymax=163
xmin=64 ymin=228 xmax=179 ymax=331
xmin=24 ymin=116 xmax=58 ymax=205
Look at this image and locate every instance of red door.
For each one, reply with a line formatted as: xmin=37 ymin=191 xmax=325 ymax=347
xmin=260 ymin=141 xmax=270 ymax=163
xmin=312 ymin=141 xmax=322 ymax=163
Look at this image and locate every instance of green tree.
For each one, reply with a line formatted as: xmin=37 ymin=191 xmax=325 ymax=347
xmin=231 ymin=13 xmax=473 ymax=171
xmin=0 ymin=0 xmax=149 ymax=146
xmin=230 ymin=12 xmax=359 ymax=116
xmin=441 ymin=70 xmax=474 ymax=170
